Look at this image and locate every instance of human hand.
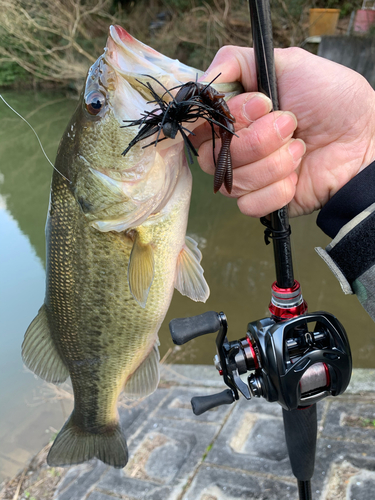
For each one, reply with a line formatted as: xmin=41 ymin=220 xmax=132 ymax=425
xmin=192 ymin=46 xmax=375 ymax=217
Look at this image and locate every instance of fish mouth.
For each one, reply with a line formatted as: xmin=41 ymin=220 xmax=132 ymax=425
xmin=105 ymin=25 xmax=243 ymax=109
xmin=104 ymin=25 xmax=202 ymax=100
xmin=102 ymin=25 xmax=243 ymax=141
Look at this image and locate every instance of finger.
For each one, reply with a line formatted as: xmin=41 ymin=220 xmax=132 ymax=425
xmin=190 ymin=92 xmax=272 ymax=149
xmin=199 ymin=46 xmax=258 ymax=91
xmin=198 ymin=110 xmax=298 ymax=172
xmin=224 ymin=139 xmax=305 ymax=198
xmin=237 ymin=172 xmax=298 ymax=218
xmin=199 ymin=46 xmax=306 ymax=94
xmin=230 ymin=92 xmax=272 ymax=129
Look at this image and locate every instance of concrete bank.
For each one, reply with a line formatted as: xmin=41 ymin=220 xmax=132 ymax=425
xmin=51 ymin=366 xmax=375 ymax=500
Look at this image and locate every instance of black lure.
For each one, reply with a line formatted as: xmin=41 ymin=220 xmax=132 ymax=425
xmin=121 ymin=75 xmax=236 ymax=194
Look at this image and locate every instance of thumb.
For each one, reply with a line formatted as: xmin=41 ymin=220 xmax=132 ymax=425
xmin=199 ymin=46 xmax=258 ymax=92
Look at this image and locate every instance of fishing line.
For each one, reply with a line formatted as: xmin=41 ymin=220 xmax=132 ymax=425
xmin=0 ymin=94 xmax=70 ymax=183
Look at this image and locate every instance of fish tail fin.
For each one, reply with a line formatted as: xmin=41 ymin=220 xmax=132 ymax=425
xmin=47 ymin=412 xmax=128 ymax=469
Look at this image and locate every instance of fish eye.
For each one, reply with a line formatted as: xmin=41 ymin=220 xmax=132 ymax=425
xmin=85 ymin=91 xmax=106 ymax=115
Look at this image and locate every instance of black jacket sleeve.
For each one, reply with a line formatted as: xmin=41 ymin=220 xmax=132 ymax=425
xmin=315 ymin=161 xmax=375 ymax=320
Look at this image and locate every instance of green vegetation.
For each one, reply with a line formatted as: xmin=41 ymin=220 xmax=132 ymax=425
xmin=0 ymin=0 xmax=364 ymax=90
xmin=202 ymin=443 xmax=213 ymax=461
xmin=360 ymin=417 xmax=375 ymax=428
xmin=0 ymin=61 xmax=29 ymax=87
xmin=24 ymin=491 xmax=37 ymax=500
xmin=48 ymin=467 xmax=61 ymax=477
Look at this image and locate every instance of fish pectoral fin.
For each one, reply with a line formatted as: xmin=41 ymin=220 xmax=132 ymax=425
xmin=47 ymin=412 xmax=128 ymax=468
xmin=128 ymin=233 xmax=154 ymax=308
xmin=174 ymin=236 xmax=210 ymax=303
xmin=123 ymin=343 xmax=160 ymax=399
xmin=22 ymin=304 xmax=69 ymax=384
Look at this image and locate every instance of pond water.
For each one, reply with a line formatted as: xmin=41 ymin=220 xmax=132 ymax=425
xmin=1 ymin=91 xmax=375 ymax=481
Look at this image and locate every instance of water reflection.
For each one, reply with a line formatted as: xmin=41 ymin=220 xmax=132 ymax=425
xmin=1 ymin=90 xmax=375 ymax=480
xmin=0 ymin=92 xmax=75 ymax=480
xmin=0 ymin=198 xmax=72 ymax=480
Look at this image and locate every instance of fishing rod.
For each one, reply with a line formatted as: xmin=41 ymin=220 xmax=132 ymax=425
xmin=248 ymin=2 xmax=318 ymax=498
xmin=169 ymin=2 xmax=352 ymax=500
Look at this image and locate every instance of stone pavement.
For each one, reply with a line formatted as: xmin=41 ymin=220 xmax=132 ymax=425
xmin=54 ymin=366 xmax=375 ymax=500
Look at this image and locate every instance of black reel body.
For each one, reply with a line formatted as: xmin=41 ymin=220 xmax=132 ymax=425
xmin=169 ymin=311 xmax=352 ymax=414
xmin=244 ymin=312 xmax=351 ymax=410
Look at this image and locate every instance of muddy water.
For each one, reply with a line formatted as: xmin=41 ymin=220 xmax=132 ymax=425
xmin=1 ymin=91 xmax=374 ymax=480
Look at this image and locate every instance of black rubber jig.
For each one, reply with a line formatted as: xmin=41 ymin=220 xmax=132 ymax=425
xmin=121 ymin=75 xmax=236 ymax=194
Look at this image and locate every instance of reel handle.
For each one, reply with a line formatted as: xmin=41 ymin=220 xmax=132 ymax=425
xmin=191 ymin=389 xmax=235 ymax=415
xmin=169 ymin=311 xmax=221 ymax=345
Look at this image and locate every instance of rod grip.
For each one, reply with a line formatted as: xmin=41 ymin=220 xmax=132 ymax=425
xmin=282 ymin=404 xmax=317 ymax=481
xmin=169 ymin=311 xmax=221 ymax=345
xmin=191 ymin=389 xmax=235 ymax=415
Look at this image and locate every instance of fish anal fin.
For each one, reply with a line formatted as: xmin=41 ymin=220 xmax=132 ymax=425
xmin=123 ymin=344 xmax=160 ymax=399
xmin=128 ymin=233 xmax=154 ymax=308
xmin=174 ymin=236 xmax=210 ymax=303
xmin=47 ymin=412 xmax=128 ymax=468
xmin=22 ymin=305 xmax=69 ymax=384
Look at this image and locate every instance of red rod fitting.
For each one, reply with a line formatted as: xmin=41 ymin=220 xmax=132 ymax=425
xmin=269 ymin=280 xmax=308 ymax=319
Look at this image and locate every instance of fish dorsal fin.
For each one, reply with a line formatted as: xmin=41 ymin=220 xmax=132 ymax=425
xmin=174 ymin=236 xmax=210 ymax=303
xmin=22 ymin=305 xmax=69 ymax=384
xmin=128 ymin=232 xmax=155 ymax=308
xmin=123 ymin=343 xmax=160 ymax=399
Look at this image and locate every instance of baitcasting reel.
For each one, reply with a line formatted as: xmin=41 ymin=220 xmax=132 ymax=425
xmin=169 ymin=283 xmax=352 ymax=415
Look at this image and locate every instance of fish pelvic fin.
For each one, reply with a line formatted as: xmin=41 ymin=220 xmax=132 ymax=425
xmin=47 ymin=413 xmax=128 ymax=469
xmin=22 ymin=304 xmax=69 ymax=384
xmin=123 ymin=343 xmax=160 ymax=399
xmin=128 ymin=232 xmax=154 ymax=308
xmin=174 ymin=236 xmax=210 ymax=303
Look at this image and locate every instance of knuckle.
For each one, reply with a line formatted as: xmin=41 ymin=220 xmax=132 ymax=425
xmin=265 ymin=147 xmax=294 ymax=180
xmin=237 ymin=194 xmax=266 ymax=218
xmin=280 ymin=178 xmax=296 ymax=206
xmin=247 ymin=126 xmax=264 ymax=156
xmin=215 ymin=45 xmax=237 ymax=59
xmin=278 ymin=46 xmax=304 ymax=60
xmin=265 ymin=155 xmax=283 ymax=179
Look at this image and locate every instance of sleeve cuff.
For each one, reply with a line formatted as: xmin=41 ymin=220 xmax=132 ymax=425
xmin=317 ymin=160 xmax=375 ymax=238
xmin=315 ymin=202 xmax=375 ymax=295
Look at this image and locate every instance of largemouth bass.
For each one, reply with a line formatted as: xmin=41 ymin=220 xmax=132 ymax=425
xmin=22 ymin=25 xmax=239 ymax=469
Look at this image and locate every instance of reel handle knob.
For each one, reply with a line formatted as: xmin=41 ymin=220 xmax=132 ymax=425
xmin=191 ymin=389 xmax=235 ymax=415
xmin=169 ymin=311 xmax=221 ymax=345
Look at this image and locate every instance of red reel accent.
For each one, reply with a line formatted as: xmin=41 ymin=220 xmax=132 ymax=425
xmin=271 ymin=281 xmax=301 ymax=294
xmin=269 ymin=302 xmax=308 ymax=319
xmin=269 ymin=280 xmax=308 ymax=319
xmin=323 ymin=362 xmax=330 ymax=387
xmin=246 ymin=337 xmax=259 ymax=369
